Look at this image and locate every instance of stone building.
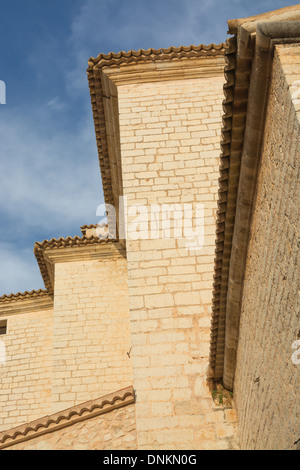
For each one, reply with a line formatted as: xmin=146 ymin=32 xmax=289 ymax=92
xmin=0 ymin=5 xmax=299 ymax=450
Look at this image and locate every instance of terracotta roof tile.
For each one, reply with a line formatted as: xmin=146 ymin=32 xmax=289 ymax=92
xmin=0 ymin=289 xmax=49 ymax=304
xmin=80 ymin=224 xmax=97 ymax=231
xmin=88 ymin=43 xmax=226 ymax=70
xmin=34 ymin=234 xmax=117 ymax=250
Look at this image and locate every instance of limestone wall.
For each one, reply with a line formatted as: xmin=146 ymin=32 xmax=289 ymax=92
xmin=117 ymin=73 xmax=237 ymax=449
xmin=51 ymin=250 xmax=133 ymax=414
xmin=0 ymin=307 xmax=53 ymax=432
xmin=234 ymin=45 xmax=300 ymax=450
xmin=0 ymin=246 xmax=133 ymax=432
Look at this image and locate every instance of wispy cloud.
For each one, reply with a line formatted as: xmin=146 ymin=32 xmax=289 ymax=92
xmin=0 ymin=108 xmax=102 ymax=236
xmin=0 ymin=104 xmax=103 ymax=295
xmin=47 ymin=97 xmax=66 ymax=111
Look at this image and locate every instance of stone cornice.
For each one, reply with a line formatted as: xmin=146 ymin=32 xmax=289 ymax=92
xmin=0 ymin=386 xmax=135 ymax=450
xmin=0 ymin=290 xmax=53 ymax=316
xmin=101 ymin=55 xmax=226 ymax=86
xmin=42 ymin=240 xmax=126 ymax=264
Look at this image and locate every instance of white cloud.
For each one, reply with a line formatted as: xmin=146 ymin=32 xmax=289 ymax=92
xmin=0 ymin=104 xmax=103 ymax=294
xmin=0 ymin=108 xmax=102 ymax=235
xmin=47 ymin=97 xmax=66 ymax=111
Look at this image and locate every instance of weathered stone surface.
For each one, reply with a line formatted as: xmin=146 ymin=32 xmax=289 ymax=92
xmin=234 ymin=44 xmax=300 ymax=451
xmin=116 ymin=69 xmax=238 ymax=449
xmin=0 ymin=247 xmax=133 ymax=431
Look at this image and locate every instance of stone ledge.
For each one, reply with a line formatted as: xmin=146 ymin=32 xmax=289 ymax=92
xmin=0 ymin=292 xmax=53 ymax=316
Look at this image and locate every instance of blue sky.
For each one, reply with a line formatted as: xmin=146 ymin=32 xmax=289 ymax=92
xmin=0 ymin=0 xmax=297 ymax=295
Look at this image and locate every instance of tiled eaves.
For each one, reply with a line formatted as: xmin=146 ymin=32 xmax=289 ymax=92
xmin=34 ymin=236 xmax=119 ymax=295
xmin=88 ymin=43 xmax=226 ymax=70
xmin=0 ymin=386 xmax=135 ymax=450
xmin=88 ymin=66 xmax=114 ymax=208
xmin=87 ymin=43 xmax=227 ymax=208
xmin=0 ymin=289 xmax=49 ymax=305
xmin=80 ymin=224 xmax=97 ymax=236
xmin=209 ymin=37 xmax=252 ymax=384
xmin=33 ymin=234 xmax=117 ymax=250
